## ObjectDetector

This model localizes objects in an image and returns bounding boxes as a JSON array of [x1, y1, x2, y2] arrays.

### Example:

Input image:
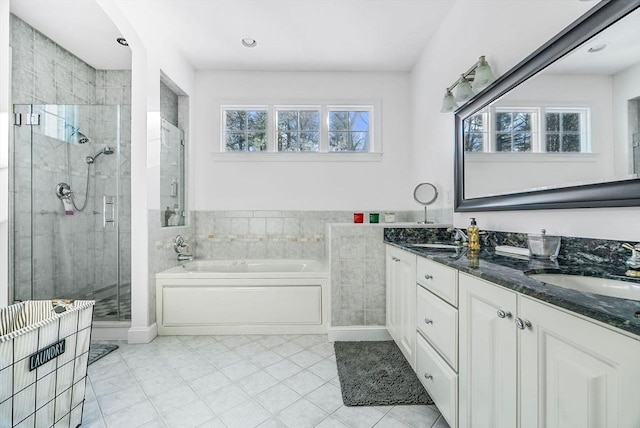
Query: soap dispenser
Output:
[[467, 218, 480, 251]]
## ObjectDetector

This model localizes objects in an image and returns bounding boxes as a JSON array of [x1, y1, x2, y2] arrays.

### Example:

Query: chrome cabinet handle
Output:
[[423, 373, 433, 380], [424, 274, 433, 280], [497, 309, 512, 319], [424, 318, 433, 325], [516, 317, 532, 330], [392, 257, 400, 262]]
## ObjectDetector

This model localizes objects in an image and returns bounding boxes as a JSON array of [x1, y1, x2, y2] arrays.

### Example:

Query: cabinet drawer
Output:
[[416, 257, 458, 306], [416, 334, 458, 428], [417, 285, 458, 370]]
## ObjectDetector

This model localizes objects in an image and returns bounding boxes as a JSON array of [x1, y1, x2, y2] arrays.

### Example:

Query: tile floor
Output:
[[82, 334, 450, 428]]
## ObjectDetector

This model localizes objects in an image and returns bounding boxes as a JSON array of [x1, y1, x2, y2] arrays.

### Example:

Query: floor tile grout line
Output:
[[85, 335, 445, 428]]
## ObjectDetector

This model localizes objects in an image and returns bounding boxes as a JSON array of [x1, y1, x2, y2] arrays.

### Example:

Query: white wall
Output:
[[465, 74, 614, 198], [613, 62, 640, 175], [411, 0, 640, 241], [193, 71, 414, 211], [97, 0, 196, 342]]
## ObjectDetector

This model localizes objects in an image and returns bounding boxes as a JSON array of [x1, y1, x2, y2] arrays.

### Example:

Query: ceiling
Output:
[[10, 0, 455, 72], [544, 7, 640, 75]]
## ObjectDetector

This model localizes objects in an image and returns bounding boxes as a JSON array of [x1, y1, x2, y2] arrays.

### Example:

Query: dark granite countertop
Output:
[[384, 238, 640, 338]]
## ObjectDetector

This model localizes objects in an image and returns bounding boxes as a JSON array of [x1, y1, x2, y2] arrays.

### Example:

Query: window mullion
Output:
[[320, 105, 328, 152]]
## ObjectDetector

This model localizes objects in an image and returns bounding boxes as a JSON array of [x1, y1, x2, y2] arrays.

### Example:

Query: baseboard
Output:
[[127, 322, 158, 344], [92, 321, 130, 341], [327, 326, 391, 342]]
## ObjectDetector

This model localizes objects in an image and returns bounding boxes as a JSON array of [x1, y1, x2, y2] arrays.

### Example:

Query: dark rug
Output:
[[334, 340, 433, 406], [88, 343, 119, 366]]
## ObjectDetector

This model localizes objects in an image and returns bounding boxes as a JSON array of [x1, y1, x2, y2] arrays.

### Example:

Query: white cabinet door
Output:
[[459, 273, 518, 428], [386, 245, 416, 369], [386, 246, 401, 342], [519, 296, 640, 428]]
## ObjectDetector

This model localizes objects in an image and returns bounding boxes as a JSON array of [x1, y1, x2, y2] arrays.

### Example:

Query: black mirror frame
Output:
[[454, 0, 640, 212]]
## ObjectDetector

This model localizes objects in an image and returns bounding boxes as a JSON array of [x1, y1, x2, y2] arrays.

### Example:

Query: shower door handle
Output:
[[103, 196, 116, 227]]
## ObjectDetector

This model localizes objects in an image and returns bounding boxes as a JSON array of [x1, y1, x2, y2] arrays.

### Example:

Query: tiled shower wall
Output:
[[10, 15, 131, 308]]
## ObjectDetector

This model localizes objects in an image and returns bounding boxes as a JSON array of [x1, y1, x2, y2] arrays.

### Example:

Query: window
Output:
[[220, 104, 376, 155], [223, 108, 268, 152], [464, 112, 488, 152], [276, 108, 319, 151], [495, 109, 536, 152], [328, 109, 371, 152], [464, 106, 589, 154], [545, 109, 588, 152]]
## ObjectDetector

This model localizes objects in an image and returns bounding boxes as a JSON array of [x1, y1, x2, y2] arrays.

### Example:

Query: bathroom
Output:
[[0, 0, 639, 427]]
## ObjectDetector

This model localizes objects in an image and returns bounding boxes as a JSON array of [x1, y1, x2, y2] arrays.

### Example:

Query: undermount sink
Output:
[[411, 243, 461, 250], [527, 273, 640, 301]]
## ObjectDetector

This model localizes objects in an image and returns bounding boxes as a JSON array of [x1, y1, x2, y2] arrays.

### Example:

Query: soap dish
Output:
[[527, 229, 561, 260]]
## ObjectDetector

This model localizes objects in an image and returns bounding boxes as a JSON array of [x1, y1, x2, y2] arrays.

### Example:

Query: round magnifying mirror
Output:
[[413, 182, 438, 224]]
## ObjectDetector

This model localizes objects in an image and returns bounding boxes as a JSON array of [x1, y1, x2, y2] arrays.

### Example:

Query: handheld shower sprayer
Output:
[[86, 146, 114, 164]]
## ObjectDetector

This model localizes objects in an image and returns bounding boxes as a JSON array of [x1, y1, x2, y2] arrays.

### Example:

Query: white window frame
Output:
[[542, 107, 591, 153], [326, 105, 375, 153], [464, 105, 591, 155], [217, 103, 380, 161], [463, 110, 491, 152], [493, 107, 540, 153], [274, 105, 322, 152], [220, 105, 270, 152]]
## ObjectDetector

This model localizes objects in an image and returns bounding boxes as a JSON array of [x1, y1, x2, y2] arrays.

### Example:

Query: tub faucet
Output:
[[447, 227, 468, 244], [177, 253, 194, 261], [174, 235, 193, 261]]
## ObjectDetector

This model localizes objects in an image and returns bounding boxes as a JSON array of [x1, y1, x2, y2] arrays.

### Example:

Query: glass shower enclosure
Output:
[[10, 104, 131, 321]]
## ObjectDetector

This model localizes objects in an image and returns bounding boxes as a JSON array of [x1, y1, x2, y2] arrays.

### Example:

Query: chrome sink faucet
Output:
[[447, 227, 468, 244], [623, 243, 640, 277], [174, 235, 193, 261]]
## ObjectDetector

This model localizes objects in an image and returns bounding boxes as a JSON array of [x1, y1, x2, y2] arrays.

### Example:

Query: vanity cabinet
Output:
[[385, 245, 416, 369], [459, 273, 517, 428], [415, 258, 459, 428], [518, 295, 640, 428], [459, 273, 640, 428]]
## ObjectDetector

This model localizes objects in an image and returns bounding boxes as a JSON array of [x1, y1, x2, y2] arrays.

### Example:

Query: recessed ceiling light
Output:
[[587, 43, 607, 53], [116, 37, 129, 47], [241, 38, 257, 48]]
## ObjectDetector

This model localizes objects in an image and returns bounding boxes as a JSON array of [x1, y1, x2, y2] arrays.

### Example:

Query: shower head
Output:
[[86, 146, 114, 164], [69, 128, 90, 144]]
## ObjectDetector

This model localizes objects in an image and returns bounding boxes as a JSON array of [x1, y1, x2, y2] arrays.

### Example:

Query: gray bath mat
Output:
[[334, 341, 433, 406], [88, 343, 119, 365]]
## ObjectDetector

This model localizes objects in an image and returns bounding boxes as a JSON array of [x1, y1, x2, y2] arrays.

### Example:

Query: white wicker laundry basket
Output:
[[0, 300, 95, 428]]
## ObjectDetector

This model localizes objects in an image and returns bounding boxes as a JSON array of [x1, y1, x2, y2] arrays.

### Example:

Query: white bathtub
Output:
[[155, 259, 328, 335]]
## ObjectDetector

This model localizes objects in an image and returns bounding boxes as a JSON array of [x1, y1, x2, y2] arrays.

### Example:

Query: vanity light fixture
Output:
[[116, 37, 129, 47], [241, 37, 257, 48], [454, 74, 475, 102], [440, 55, 496, 113], [440, 89, 458, 113]]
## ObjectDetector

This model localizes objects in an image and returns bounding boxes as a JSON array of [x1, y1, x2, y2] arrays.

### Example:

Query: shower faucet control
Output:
[[56, 182, 73, 200]]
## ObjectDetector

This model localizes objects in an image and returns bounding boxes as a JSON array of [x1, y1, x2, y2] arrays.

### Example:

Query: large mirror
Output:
[[455, 0, 640, 211]]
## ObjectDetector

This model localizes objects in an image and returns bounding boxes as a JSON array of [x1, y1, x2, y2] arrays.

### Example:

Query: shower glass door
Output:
[[10, 104, 131, 321]]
